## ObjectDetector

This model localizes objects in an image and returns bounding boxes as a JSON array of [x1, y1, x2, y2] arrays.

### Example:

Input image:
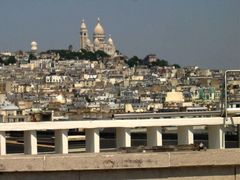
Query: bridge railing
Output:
[[0, 116, 240, 155], [113, 111, 221, 119]]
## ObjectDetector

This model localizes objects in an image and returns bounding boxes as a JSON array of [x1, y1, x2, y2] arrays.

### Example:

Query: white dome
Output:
[[31, 41, 37, 46], [94, 38, 100, 45], [31, 41, 38, 51], [107, 35, 114, 45], [94, 18, 104, 35], [81, 19, 87, 29]]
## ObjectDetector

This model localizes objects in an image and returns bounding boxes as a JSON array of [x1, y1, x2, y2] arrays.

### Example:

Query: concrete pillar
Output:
[[55, 129, 68, 154], [208, 125, 225, 149], [0, 131, 6, 155], [24, 130, 37, 155], [238, 125, 240, 148], [116, 128, 131, 148], [178, 126, 194, 145], [86, 128, 100, 153], [147, 127, 162, 147]]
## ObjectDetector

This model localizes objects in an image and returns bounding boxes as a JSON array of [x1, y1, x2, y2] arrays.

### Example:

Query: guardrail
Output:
[[0, 115, 240, 155], [113, 111, 222, 119]]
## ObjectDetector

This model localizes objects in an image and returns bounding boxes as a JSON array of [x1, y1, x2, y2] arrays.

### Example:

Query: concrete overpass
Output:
[[0, 116, 240, 154], [0, 115, 240, 179]]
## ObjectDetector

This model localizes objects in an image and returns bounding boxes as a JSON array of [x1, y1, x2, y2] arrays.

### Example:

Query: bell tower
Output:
[[80, 19, 88, 50]]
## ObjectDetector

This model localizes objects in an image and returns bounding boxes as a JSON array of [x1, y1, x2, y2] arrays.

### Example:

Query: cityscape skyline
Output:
[[0, 0, 239, 69]]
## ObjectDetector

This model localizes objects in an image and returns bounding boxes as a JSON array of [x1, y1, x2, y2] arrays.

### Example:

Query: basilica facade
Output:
[[80, 18, 116, 57]]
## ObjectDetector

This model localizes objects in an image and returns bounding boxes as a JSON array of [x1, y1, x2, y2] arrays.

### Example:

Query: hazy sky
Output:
[[0, 0, 239, 69]]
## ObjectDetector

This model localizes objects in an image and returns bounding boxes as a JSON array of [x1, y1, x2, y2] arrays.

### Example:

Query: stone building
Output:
[[80, 18, 116, 57]]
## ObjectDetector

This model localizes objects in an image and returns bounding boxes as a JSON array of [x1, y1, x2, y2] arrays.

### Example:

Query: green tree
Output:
[[46, 49, 110, 61], [94, 50, 109, 60], [151, 59, 169, 67], [0, 57, 4, 64], [28, 54, 37, 62], [126, 56, 142, 67], [4, 56, 16, 65], [172, 64, 181, 69]]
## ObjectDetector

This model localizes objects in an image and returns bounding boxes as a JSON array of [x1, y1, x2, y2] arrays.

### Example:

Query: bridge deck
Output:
[[0, 116, 240, 131]]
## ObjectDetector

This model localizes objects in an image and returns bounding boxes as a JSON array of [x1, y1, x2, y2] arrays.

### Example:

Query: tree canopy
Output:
[[3, 56, 17, 65], [0, 57, 3, 64], [45, 49, 110, 61], [28, 54, 37, 62], [126, 55, 181, 68], [150, 59, 169, 67], [172, 64, 181, 69], [126, 56, 142, 67]]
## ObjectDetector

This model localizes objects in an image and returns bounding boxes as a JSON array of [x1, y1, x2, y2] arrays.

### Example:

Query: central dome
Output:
[[94, 18, 105, 35]]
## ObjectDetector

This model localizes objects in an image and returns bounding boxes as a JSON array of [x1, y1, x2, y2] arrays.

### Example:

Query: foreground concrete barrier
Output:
[[0, 149, 240, 179]]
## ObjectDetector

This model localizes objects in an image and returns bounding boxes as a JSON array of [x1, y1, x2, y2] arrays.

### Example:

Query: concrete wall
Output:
[[1, 166, 239, 180], [1, 149, 240, 180]]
